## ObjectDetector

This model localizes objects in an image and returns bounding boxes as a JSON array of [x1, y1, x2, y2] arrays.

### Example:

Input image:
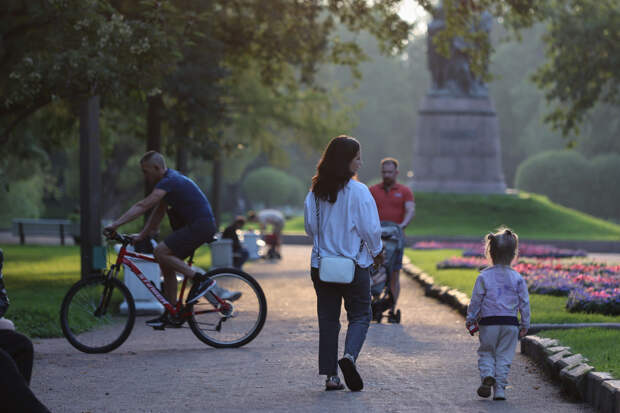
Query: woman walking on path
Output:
[[304, 135, 384, 392]]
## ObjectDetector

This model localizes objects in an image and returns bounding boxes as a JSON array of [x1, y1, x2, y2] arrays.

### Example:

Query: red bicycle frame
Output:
[[112, 243, 226, 318]]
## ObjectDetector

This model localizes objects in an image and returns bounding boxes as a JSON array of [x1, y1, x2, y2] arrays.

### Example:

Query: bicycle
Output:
[[60, 232, 267, 353]]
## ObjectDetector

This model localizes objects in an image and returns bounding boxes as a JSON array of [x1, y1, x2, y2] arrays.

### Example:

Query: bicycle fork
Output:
[[95, 267, 117, 317]]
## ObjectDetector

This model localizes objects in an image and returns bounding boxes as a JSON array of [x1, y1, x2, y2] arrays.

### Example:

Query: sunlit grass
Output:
[[1, 243, 211, 338], [538, 329, 620, 378], [285, 191, 620, 240]]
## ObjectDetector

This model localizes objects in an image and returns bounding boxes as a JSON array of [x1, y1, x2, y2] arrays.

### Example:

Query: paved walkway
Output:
[[31, 246, 591, 412]]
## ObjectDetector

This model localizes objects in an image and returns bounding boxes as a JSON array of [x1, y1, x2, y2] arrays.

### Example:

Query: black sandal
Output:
[[325, 376, 344, 391]]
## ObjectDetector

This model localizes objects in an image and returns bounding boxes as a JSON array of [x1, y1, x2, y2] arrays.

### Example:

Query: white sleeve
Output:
[[355, 188, 383, 256], [466, 275, 486, 323], [304, 192, 316, 239], [517, 276, 531, 329]]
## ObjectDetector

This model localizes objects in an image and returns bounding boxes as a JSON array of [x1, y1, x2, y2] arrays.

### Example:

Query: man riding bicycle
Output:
[[104, 151, 217, 329]]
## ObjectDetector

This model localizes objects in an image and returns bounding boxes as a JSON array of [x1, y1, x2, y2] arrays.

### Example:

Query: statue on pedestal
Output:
[[427, 5, 492, 98]]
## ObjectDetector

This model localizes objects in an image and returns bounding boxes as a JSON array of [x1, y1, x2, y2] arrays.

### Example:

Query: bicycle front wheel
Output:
[[188, 268, 267, 348], [60, 275, 136, 353]]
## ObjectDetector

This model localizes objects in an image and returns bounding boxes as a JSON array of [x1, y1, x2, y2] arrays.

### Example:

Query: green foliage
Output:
[[538, 328, 620, 378], [0, 174, 47, 227], [590, 154, 620, 219], [516, 151, 620, 220], [404, 248, 620, 324], [515, 151, 590, 213], [532, 0, 620, 135], [242, 167, 305, 209], [286, 190, 620, 240], [318, 31, 429, 183], [1, 0, 178, 141]]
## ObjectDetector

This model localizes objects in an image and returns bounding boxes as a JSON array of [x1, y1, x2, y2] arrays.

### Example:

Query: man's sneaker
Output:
[[218, 286, 242, 301], [493, 385, 506, 400], [325, 375, 345, 391], [477, 376, 496, 398], [187, 275, 216, 304], [338, 354, 363, 391], [145, 312, 184, 330]]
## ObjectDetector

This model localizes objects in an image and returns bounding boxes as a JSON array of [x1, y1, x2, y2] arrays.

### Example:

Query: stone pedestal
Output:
[[413, 95, 506, 193]]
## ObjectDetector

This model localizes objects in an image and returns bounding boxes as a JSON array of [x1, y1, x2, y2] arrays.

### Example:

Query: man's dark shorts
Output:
[[164, 217, 216, 259]]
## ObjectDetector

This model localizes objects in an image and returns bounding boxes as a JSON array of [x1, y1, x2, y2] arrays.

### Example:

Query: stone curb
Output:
[[401, 259, 620, 413]]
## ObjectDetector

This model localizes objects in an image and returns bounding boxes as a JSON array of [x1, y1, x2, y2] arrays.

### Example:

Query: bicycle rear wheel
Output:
[[60, 275, 135, 353], [188, 268, 267, 348]]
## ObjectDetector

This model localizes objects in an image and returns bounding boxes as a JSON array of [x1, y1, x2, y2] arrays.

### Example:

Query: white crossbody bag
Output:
[[314, 196, 363, 284]]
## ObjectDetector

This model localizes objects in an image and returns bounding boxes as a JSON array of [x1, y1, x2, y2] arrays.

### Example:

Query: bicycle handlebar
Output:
[[103, 230, 133, 245]]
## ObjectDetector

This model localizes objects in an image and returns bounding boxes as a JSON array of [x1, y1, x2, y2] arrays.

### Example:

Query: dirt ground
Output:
[[30, 245, 592, 412]]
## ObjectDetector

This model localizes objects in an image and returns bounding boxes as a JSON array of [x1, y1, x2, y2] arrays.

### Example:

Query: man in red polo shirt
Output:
[[369, 158, 415, 322]]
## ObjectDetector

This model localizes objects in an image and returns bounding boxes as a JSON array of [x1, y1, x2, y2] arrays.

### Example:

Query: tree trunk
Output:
[[212, 158, 222, 227], [145, 94, 162, 194], [144, 94, 163, 225], [79, 96, 103, 279], [175, 123, 189, 175]]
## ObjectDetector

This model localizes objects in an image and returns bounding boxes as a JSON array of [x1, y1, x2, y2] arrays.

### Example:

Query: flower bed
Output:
[[412, 241, 586, 258], [434, 255, 620, 315], [566, 288, 620, 315]]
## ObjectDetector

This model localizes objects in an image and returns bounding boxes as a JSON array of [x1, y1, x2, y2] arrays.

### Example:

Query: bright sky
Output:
[[398, 1, 430, 35], [398, 1, 427, 22]]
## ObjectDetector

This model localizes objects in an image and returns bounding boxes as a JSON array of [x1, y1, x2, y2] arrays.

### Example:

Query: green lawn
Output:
[[538, 329, 620, 378], [285, 191, 620, 240], [405, 248, 620, 377], [405, 249, 620, 324], [1, 243, 211, 338]]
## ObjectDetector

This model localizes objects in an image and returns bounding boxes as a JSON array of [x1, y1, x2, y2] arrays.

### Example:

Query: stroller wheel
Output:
[[387, 309, 401, 324]]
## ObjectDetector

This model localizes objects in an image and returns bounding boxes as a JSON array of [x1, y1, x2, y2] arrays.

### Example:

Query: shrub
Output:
[[242, 167, 306, 208], [515, 150, 590, 214], [589, 154, 620, 219]]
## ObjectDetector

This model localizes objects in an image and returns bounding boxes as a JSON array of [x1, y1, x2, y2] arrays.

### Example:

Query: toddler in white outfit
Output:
[[466, 228, 531, 400]]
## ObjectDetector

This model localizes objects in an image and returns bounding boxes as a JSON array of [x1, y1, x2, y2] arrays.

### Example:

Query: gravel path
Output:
[[30, 245, 592, 412]]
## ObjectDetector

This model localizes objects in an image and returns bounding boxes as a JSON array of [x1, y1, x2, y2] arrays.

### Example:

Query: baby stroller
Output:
[[262, 233, 281, 260], [370, 222, 404, 323]]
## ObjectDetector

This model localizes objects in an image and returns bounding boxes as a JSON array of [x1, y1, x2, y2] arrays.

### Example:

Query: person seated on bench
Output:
[[222, 216, 250, 270], [0, 248, 51, 413]]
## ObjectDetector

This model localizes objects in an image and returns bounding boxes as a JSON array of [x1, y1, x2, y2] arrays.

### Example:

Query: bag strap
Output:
[[314, 194, 363, 263]]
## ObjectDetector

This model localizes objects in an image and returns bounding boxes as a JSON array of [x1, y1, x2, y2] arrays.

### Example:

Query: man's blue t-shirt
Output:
[[155, 169, 214, 225]]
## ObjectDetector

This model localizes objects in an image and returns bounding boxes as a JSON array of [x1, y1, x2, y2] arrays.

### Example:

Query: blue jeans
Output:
[[311, 265, 371, 375]]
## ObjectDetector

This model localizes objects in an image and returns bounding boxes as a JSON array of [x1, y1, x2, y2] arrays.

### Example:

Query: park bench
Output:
[[12, 218, 78, 245]]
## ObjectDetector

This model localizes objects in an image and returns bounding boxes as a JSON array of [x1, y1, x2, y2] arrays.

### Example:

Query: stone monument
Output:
[[412, 6, 506, 193]]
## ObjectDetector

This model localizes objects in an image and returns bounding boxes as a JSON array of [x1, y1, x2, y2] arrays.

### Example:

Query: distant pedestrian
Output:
[[304, 135, 384, 391], [465, 228, 531, 401], [247, 209, 285, 259], [369, 157, 415, 322]]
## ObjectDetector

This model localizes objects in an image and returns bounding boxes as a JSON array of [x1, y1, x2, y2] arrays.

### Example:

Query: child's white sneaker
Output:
[[493, 385, 506, 400], [477, 376, 495, 398]]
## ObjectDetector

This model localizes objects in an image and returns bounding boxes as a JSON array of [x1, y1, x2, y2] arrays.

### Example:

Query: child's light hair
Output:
[[484, 227, 519, 266]]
